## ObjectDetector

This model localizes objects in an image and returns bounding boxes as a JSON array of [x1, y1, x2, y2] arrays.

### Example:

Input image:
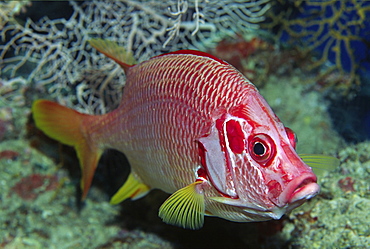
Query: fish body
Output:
[[32, 39, 331, 229]]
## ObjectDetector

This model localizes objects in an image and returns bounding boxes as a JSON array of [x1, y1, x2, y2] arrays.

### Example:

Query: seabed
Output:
[[1, 65, 369, 248], [1, 1, 369, 248]]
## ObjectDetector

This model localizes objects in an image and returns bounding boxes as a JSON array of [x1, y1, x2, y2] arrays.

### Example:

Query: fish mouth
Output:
[[278, 173, 320, 207]]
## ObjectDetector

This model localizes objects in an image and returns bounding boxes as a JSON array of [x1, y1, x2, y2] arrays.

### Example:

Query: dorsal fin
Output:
[[88, 38, 136, 71], [158, 50, 229, 66]]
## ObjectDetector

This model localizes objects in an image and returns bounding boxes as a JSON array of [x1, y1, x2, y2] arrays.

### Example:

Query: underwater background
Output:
[[0, 0, 369, 248]]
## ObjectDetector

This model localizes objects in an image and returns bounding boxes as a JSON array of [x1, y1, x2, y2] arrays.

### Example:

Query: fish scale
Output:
[[32, 39, 337, 229], [110, 55, 251, 190]]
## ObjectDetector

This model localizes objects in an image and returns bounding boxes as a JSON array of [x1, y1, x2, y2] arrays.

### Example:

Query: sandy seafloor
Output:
[[1, 61, 370, 248], [1, 2, 370, 248]]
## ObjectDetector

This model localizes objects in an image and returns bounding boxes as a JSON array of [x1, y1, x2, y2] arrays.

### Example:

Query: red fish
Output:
[[32, 39, 337, 229]]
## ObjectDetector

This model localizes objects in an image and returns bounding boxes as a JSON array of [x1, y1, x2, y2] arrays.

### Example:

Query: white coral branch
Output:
[[164, 0, 189, 47], [191, 0, 205, 36], [1, 0, 271, 114]]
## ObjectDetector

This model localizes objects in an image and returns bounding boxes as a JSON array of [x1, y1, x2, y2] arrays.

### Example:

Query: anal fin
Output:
[[110, 173, 150, 205], [158, 181, 205, 230]]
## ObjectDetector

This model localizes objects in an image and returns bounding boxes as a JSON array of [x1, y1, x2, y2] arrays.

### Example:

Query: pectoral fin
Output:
[[299, 154, 340, 177], [110, 173, 150, 204], [158, 181, 205, 230]]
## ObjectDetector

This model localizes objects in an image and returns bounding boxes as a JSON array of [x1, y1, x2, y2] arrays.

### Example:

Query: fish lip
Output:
[[277, 173, 319, 207]]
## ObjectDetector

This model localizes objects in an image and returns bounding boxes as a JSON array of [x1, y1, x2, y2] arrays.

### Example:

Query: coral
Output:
[[1, 0, 270, 114], [0, 150, 19, 160], [11, 174, 59, 200], [0, 139, 173, 248], [164, 0, 271, 48], [0, 0, 31, 29], [338, 177, 356, 193], [276, 141, 370, 248], [211, 34, 318, 88], [0, 107, 15, 141], [0, 77, 27, 107], [263, 0, 370, 93], [96, 230, 173, 249], [211, 36, 271, 80], [5, 1, 368, 248], [0, 77, 30, 140]]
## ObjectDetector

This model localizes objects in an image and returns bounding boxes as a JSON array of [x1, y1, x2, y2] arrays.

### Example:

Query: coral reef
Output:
[[0, 0, 369, 248], [1, 62, 366, 247], [0, 140, 173, 248], [0, 0, 31, 28], [263, 0, 370, 94], [11, 173, 59, 201], [1, 0, 270, 114], [211, 36, 272, 81], [211, 35, 319, 89], [278, 141, 370, 248]]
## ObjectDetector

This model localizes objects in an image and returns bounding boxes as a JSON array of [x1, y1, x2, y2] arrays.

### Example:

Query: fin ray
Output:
[[32, 99, 102, 199], [88, 38, 136, 71], [299, 154, 340, 176], [158, 181, 205, 230]]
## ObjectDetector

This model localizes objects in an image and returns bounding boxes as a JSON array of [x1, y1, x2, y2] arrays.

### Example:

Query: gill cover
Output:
[[198, 113, 250, 198]]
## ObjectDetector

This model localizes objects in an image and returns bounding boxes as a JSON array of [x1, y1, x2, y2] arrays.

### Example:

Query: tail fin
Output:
[[32, 100, 103, 199]]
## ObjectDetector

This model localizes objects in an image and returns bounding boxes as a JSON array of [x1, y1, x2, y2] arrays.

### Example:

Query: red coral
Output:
[[0, 150, 19, 160], [338, 177, 356, 193], [216, 36, 267, 59], [213, 35, 271, 79], [11, 174, 59, 200]]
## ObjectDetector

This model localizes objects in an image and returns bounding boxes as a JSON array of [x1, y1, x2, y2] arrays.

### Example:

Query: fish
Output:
[[32, 39, 339, 230]]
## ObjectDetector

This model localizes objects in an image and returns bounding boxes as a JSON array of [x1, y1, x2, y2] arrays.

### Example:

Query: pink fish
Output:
[[32, 39, 337, 229]]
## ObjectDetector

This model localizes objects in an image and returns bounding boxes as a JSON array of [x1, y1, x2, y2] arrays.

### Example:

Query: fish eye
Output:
[[253, 142, 266, 155], [249, 134, 276, 167]]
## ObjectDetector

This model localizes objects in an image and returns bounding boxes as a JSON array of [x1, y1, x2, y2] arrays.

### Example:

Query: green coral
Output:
[[278, 141, 370, 248]]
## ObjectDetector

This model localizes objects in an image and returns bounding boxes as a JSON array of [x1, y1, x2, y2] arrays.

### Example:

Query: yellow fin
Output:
[[110, 173, 150, 205], [32, 99, 103, 200], [88, 38, 136, 71], [299, 154, 340, 177], [158, 181, 205, 230], [32, 99, 85, 146]]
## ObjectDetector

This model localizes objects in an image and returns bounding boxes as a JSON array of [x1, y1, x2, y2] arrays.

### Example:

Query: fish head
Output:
[[198, 95, 319, 221]]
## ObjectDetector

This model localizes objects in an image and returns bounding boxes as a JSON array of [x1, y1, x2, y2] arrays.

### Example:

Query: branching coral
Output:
[[165, 0, 271, 48], [0, 0, 31, 29], [0, 0, 270, 114], [263, 0, 370, 93]]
